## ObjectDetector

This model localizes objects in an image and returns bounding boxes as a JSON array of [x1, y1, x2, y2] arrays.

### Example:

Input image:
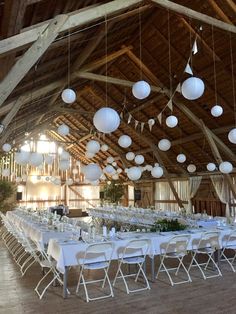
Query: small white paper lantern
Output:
[[181, 77, 205, 100], [107, 156, 114, 164], [151, 166, 164, 178], [211, 105, 223, 117], [228, 128, 236, 144], [66, 178, 73, 185], [58, 124, 69, 136], [132, 80, 151, 100], [29, 152, 43, 167], [127, 166, 142, 181], [112, 161, 117, 167], [219, 161, 233, 174], [93, 107, 120, 133], [124, 168, 129, 173], [117, 168, 122, 174], [118, 135, 132, 148], [177, 153, 186, 163], [126, 152, 135, 161], [112, 173, 119, 180], [83, 163, 102, 181], [166, 115, 178, 128], [85, 151, 95, 159], [60, 151, 70, 160], [59, 160, 70, 170], [158, 139, 171, 151], [101, 144, 109, 152], [146, 165, 153, 171], [86, 140, 100, 154], [2, 143, 11, 152], [61, 88, 76, 104], [2, 168, 10, 176], [187, 164, 196, 173], [135, 154, 144, 165], [44, 155, 54, 165], [207, 163, 216, 171], [72, 168, 78, 175], [104, 165, 115, 174]]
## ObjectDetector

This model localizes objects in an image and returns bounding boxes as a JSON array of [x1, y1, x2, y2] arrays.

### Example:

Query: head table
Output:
[[5, 208, 235, 298]]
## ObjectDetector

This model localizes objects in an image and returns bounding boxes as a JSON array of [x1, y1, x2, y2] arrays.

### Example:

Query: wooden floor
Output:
[[1, 240, 236, 314]]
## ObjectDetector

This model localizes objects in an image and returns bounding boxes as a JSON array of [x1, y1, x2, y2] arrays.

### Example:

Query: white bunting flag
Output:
[[184, 62, 193, 75], [157, 112, 162, 124], [141, 122, 145, 132], [176, 83, 181, 93], [128, 114, 132, 124], [192, 39, 198, 55], [120, 111, 123, 119], [134, 120, 139, 129], [167, 99, 173, 111]]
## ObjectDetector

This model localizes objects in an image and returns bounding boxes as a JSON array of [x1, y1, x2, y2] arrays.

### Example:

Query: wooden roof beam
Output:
[[151, 0, 236, 33]]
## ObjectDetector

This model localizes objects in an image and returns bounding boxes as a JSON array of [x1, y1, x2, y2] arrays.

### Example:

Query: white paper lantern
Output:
[[146, 165, 153, 171], [228, 128, 236, 144], [15, 151, 30, 165], [112, 173, 119, 180], [117, 168, 122, 174], [61, 88, 76, 104], [112, 161, 117, 167], [187, 164, 196, 173], [151, 166, 164, 178], [135, 154, 144, 165], [2, 143, 11, 152], [148, 119, 155, 130], [29, 153, 43, 167], [207, 163, 216, 172], [93, 107, 120, 133], [158, 139, 171, 151], [45, 176, 50, 182], [177, 154, 186, 163], [59, 160, 70, 170], [44, 155, 54, 165], [2, 168, 10, 176], [166, 115, 178, 128], [126, 152, 135, 161], [104, 165, 115, 174], [107, 156, 114, 164], [83, 163, 102, 181], [211, 105, 223, 117], [101, 144, 109, 152], [118, 135, 132, 148], [86, 140, 100, 154], [72, 168, 78, 175], [181, 77, 205, 100], [124, 168, 129, 173], [132, 80, 151, 100], [66, 178, 73, 185], [60, 151, 70, 160], [58, 124, 69, 136], [127, 166, 142, 181], [219, 161, 233, 174], [85, 151, 95, 159]]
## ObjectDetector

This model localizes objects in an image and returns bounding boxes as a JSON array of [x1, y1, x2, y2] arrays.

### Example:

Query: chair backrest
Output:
[[225, 230, 236, 246], [122, 239, 150, 260], [77, 242, 113, 266], [162, 234, 190, 255], [198, 231, 220, 250]]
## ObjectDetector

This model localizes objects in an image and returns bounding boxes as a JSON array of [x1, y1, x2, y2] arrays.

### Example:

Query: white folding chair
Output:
[[188, 231, 222, 279], [156, 234, 192, 286], [113, 239, 151, 294], [221, 230, 236, 272], [76, 242, 114, 302]]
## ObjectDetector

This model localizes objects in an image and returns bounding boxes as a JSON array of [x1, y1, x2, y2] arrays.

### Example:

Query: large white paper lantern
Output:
[[2, 168, 10, 176], [93, 107, 120, 133], [15, 151, 30, 165], [104, 165, 115, 174], [44, 155, 54, 165], [101, 144, 109, 152], [151, 165, 164, 178], [61, 88, 76, 104], [219, 161, 233, 174], [2, 143, 11, 152], [181, 77, 205, 100], [85, 151, 95, 159], [59, 160, 70, 170], [60, 151, 70, 160], [177, 153, 186, 163], [29, 153, 43, 167], [118, 135, 132, 148], [127, 166, 142, 181], [58, 124, 69, 136], [166, 115, 178, 128], [126, 152, 135, 161], [132, 80, 151, 100], [135, 154, 144, 165], [207, 163, 216, 171], [158, 139, 171, 151], [211, 105, 223, 117], [86, 140, 100, 154], [83, 163, 102, 181], [187, 164, 196, 173], [228, 128, 236, 144], [107, 156, 114, 164]]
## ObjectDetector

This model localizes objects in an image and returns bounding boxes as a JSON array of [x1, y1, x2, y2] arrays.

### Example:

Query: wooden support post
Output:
[[0, 14, 68, 107]]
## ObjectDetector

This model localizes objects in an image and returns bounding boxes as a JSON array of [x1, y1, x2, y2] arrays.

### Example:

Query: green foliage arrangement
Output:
[[103, 180, 124, 204], [150, 218, 187, 232], [0, 180, 16, 213]]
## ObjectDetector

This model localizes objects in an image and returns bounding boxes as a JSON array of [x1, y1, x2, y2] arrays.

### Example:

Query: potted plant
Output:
[[103, 180, 124, 205], [0, 180, 16, 213]]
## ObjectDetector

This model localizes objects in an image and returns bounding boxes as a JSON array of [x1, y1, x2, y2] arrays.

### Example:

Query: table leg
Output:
[[63, 266, 68, 299], [149, 256, 155, 282]]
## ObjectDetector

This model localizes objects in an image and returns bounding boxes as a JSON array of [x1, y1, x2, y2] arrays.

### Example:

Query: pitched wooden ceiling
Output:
[[0, 0, 236, 179]]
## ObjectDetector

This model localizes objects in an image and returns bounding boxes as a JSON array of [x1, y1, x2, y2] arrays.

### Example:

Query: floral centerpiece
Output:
[[150, 218, 188, 232]]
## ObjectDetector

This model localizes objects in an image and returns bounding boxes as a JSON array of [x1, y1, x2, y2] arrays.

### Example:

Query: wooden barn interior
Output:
[[1, 1, 236, 313]]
